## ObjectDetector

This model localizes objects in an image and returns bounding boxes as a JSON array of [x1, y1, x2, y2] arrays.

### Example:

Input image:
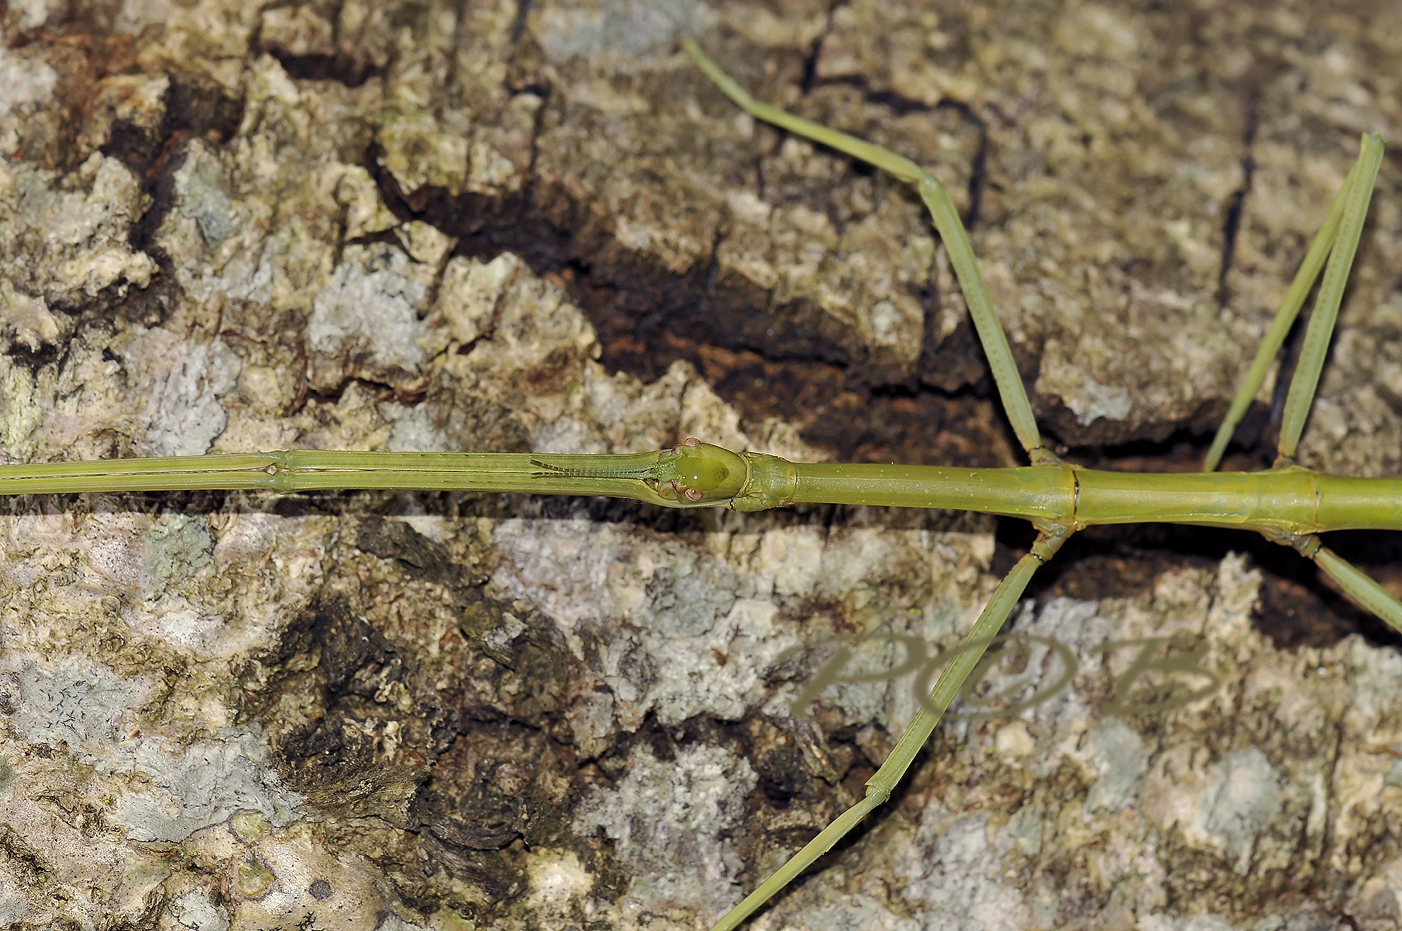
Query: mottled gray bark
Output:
[[1, 1, 1402, 930]]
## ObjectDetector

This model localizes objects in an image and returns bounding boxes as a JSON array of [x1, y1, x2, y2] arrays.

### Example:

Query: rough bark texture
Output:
[[2, 1, 1402, 930]]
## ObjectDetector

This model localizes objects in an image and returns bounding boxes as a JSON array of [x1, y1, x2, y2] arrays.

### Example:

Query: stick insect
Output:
[[0, 37, 1397, 931]]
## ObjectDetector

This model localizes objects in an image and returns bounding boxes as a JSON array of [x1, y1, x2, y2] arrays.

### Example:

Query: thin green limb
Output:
[[0, 446, 747, 505], [1313, 547, 1402, 635], [1261, 527, 1402, 635], [682, 40, 1049, 463], [866, 524, 1070, 790], [706, 524, 1071, 931], [1202, 155, 1359, 471], [1277, 133, 1385, 463]]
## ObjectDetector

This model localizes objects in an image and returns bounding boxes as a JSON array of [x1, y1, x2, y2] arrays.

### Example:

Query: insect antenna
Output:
[[529, 458, 658, 480]]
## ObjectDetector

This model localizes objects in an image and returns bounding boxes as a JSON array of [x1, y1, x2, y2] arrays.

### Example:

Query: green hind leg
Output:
[[1231, 135, 1402, 637], [1204, 134, 1384, 471]]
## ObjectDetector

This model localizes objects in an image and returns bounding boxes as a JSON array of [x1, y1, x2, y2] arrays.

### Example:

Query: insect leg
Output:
[[1313, 546, 1402, 634], [1202, 155, 1357, 471], [1260, 528, 1402, 634], [1275, 133, 1385, 465], [705, 523, 1072, 931], [683, 40, 1052, 465]]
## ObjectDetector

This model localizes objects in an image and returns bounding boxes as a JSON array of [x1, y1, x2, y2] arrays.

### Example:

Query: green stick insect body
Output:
[[10, 445, 1402, 534], [0, 42, 1396, 931]]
